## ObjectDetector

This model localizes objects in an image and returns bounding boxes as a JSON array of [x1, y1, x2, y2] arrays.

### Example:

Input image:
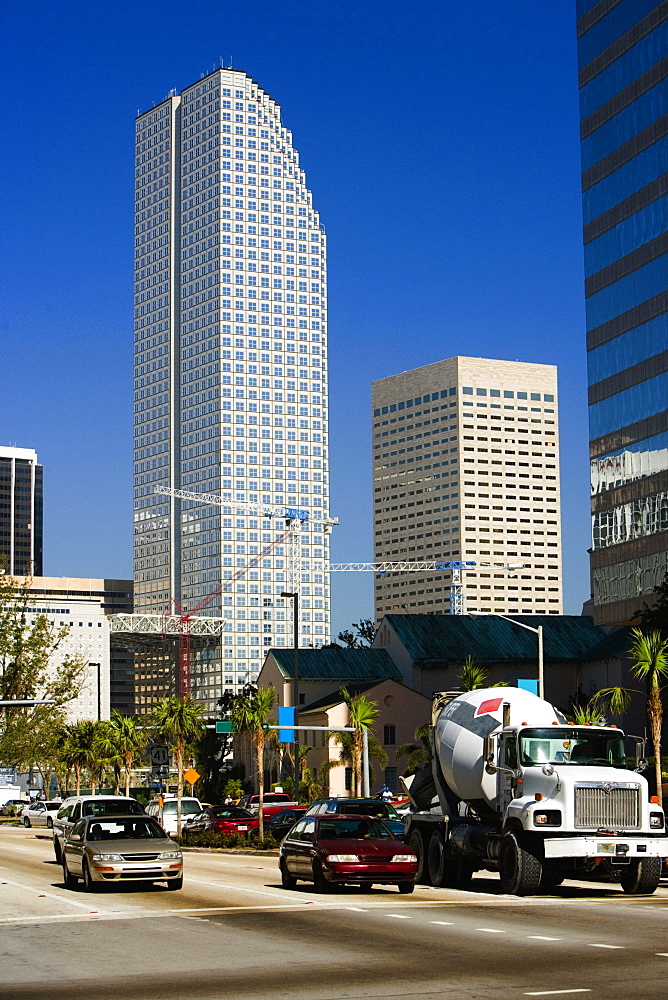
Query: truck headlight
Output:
[[533, 810, 561, 827], [650, 813, 664, 829]]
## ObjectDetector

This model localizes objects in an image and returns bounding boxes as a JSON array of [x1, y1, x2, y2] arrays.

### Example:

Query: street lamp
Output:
[[469, 611, 544, 699], [280, 591, 300, 802]]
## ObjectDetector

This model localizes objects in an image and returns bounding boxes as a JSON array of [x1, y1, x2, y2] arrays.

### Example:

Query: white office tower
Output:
[[134, 70, 330, 709], [372, 357, 563, 618]]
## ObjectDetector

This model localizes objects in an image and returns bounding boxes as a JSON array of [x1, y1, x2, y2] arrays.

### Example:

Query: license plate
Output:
[[238, 825, 248, 831]]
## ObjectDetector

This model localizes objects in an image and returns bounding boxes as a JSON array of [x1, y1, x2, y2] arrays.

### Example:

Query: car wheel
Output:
[[82, 859, 99, 893], [46, 817, 53, 829], [53, 838, 62, 864], [166, 875, 183, 890], [312, 860, 330, 893], [62, 859, 77, 889], [280, 859, 297, 890], [398, 881, 415, 894], [23, 816, 31, 828]]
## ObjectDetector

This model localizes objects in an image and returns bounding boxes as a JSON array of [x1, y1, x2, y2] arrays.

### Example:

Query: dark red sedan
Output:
[[182, 806, 259, 839], [279, 813, 417, 893]]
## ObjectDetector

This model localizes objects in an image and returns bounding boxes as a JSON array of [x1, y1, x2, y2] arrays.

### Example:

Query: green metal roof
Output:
[[300, 680, 386, 715], [381, 614, 607, 666], [267, 646, 401, 682], [581, 625, 633, 662]]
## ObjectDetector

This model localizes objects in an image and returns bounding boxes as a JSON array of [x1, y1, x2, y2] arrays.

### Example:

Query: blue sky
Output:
[[0, 1, 590, 634]]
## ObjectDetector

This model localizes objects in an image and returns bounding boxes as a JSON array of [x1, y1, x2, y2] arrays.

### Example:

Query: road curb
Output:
[[181, 846, 279, 856]]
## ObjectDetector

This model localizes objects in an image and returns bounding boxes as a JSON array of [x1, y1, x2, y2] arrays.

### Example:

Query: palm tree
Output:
[[63, 720, 98, 795], [332, 688, 382, 796], [231, 686, 275, 839], [591, 628, 668, 804], [629, 629, 668, 805], [396, 723, 432, 776], [95, 712, 147, 796], [152, 696, 204, 836], [458, 656, 488, 692]]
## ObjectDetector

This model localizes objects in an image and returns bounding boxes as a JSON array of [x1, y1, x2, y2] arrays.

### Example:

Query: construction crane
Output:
[[155, 486, 523, 615]]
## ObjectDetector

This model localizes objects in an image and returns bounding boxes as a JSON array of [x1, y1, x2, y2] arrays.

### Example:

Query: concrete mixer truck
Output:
[[402, 686, 667, 896]]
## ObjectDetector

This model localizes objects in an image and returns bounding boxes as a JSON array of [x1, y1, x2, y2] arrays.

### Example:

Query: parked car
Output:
[[267, 807, 308, 842], [1, 798, 29, 817], [279, 813, 417, 893], [239, 792, 298, 818], [303, 798, 406, 837], [52, 795, 145, 862], [145, 796, 201, 835], [183, 805, 259, 839], [61, 813, 183, 892], [22, 801, 60, 828]]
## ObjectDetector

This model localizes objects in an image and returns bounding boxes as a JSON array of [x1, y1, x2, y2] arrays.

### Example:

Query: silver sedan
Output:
[[22, 801, 60, 828], [62, 814, 183, 892]]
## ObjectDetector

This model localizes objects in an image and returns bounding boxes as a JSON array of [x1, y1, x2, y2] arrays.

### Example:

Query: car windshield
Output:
[[212, 806, 252, 818], [86, 818, 167, 841], [338, 802, 400, 820], [83, 800, 144, 817], [519, 729, 627, 767], [318, 818, 394, 840], [163, 800, 200, 816]]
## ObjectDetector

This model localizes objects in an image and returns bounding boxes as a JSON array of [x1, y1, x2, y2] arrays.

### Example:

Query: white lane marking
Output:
[[587, 943, 624, 949], [656, 953, 668, 957], [0, 876, 108, 913], [386, 913, 411, 919], [476, 927, 505, 933], [184, 876, 293, 901], [528, 935, 562, 941], [347, 907, 367, 912], [525, 992, 591, 997], [431, 920, 454, 926]]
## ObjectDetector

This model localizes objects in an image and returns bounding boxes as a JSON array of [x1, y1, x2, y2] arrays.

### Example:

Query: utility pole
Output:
[[281, 591, 300, 801]]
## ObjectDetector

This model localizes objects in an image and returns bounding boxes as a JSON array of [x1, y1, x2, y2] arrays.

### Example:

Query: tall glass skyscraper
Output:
[[577, 2, 668, 626], [134, 69, 330, 708]]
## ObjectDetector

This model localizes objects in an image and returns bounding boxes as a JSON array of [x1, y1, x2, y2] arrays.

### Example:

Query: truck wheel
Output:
[[620, 857, 661, 895], [499, 832, 542, 896], [409, 830, 430, 885], [428, 831, 473, 889]]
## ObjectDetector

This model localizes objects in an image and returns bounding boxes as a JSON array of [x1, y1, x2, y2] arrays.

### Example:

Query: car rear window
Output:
[[340, 802, 400, 820], [82, 800, 144, 817], [162, 800, 200, 816]]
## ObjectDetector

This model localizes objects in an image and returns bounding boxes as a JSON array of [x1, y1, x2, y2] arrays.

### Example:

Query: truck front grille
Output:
[[575, 785, 640, 830]]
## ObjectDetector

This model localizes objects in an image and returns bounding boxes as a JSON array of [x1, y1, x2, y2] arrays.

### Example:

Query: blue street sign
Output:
[[518, 679, 538, 695], [278, 706, 295, 743]]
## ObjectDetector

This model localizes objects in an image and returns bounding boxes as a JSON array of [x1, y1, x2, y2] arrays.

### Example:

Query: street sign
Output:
[[150, 745, 169, 767], [215, 721, 233, 734], [184, 767, 200, 785], [278, 706, 295, 743]]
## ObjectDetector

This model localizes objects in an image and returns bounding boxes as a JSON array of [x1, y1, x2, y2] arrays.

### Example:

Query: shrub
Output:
[[177, 829, 278, 849]]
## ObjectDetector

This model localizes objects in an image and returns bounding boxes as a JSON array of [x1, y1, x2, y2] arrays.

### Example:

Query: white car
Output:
[[22, 801, 60, 828]]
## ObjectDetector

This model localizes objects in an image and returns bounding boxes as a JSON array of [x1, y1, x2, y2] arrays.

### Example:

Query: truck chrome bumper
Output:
[[543, 836, 668, 859]]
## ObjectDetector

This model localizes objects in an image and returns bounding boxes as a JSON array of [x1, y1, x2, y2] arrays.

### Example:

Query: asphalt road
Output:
[[1, 825, 667, 1000]]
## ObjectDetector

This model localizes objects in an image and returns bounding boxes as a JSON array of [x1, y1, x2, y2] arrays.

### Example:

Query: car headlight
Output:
[[391, 854, 415, 863], [326, 854, 359, 862], [92, 854, 123, 862], [160, 851, 182, 859], [650, 813, 664, 829]]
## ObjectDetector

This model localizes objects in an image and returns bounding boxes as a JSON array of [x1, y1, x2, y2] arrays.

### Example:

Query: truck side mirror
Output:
[[636, 757, 648, 773], [483, 736, 496, 774]]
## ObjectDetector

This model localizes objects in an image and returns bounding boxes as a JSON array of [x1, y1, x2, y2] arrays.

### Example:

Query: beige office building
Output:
[[372, 356, 563, 618]]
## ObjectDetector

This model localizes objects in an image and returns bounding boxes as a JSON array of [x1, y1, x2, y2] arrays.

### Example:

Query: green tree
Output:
[[332, 688, 383, 796], [396, 723, 432, 776], [231, 686, 275, 838], [152, 696, 204, 835], [64, 720, 99, 795], [336, 619, 377, 648], [458, 655, 487, 691], [95, 711, 148, 796]]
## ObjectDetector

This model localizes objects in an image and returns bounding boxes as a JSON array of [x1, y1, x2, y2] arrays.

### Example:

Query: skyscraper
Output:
[[134, 69, 330, 709], [372, 357, 562, 618], [577, 2, 668, 626], [0, 446, 43, 577]]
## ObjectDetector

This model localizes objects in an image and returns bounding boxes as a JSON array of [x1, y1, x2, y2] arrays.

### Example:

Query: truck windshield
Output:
[[519, 729, 626, 767]]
